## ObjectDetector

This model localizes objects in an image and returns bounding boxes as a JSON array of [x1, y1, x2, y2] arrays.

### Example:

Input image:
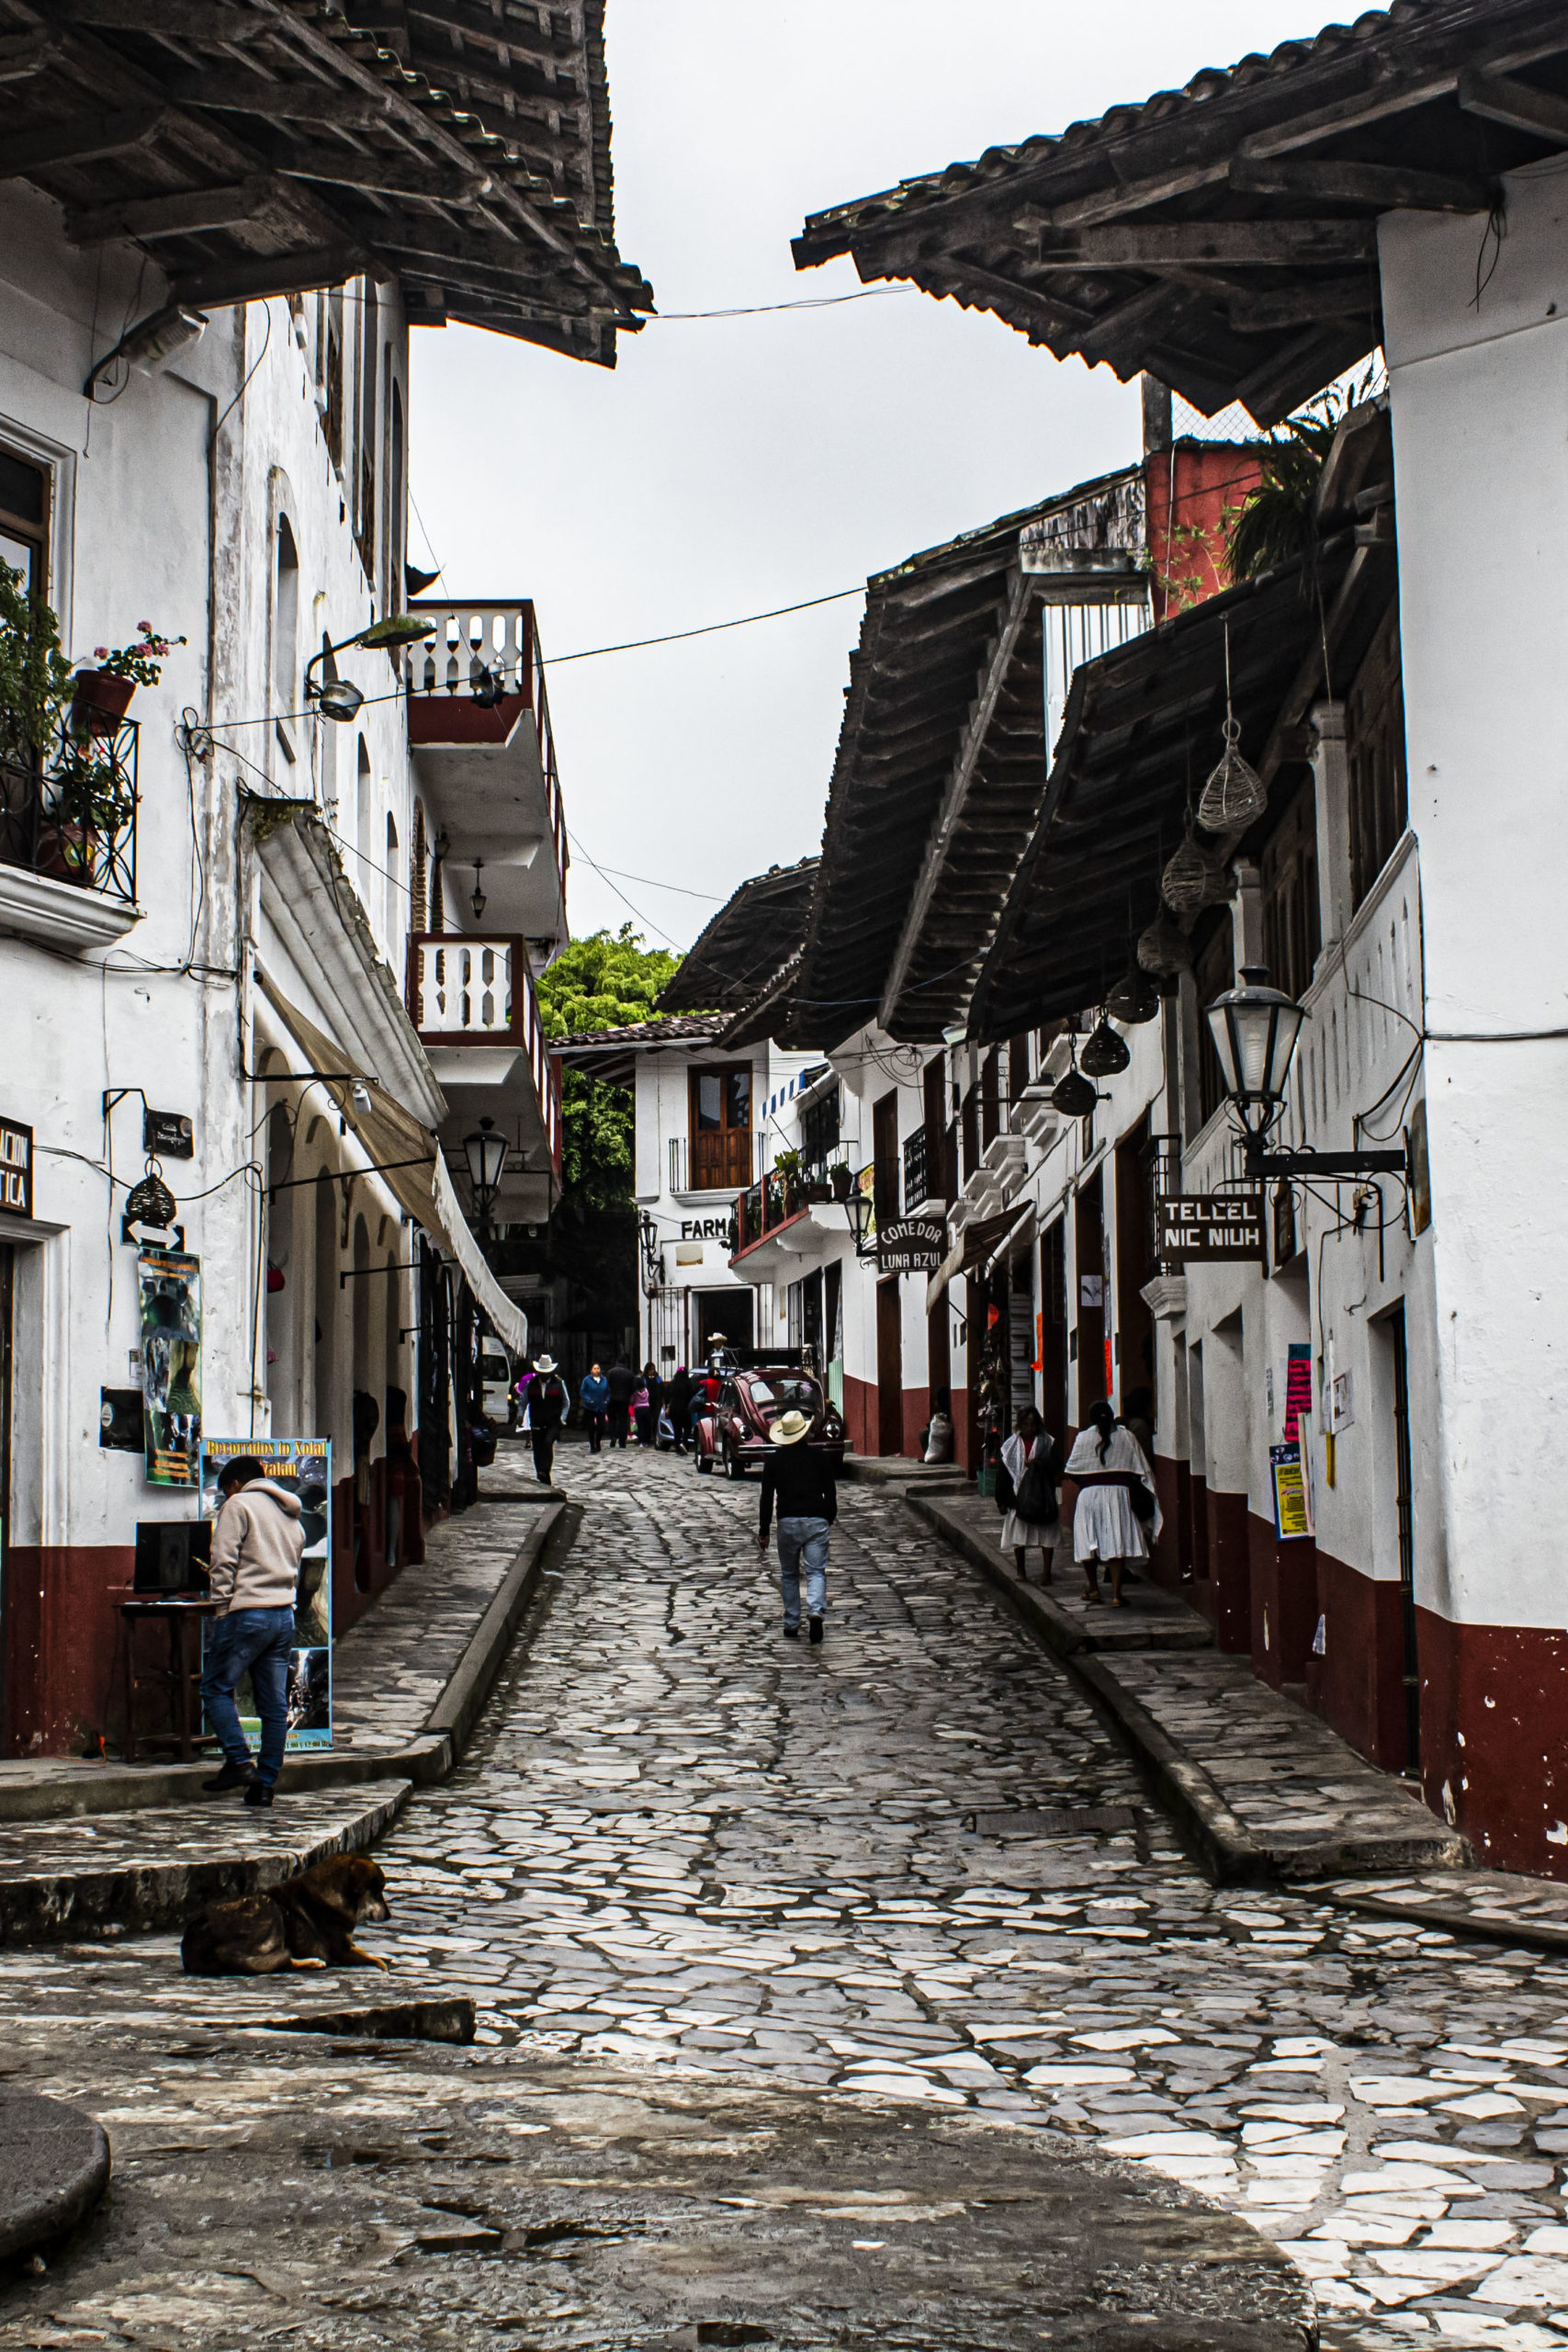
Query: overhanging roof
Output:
[[2, 0, 651, 365], [777, 474, 1143, 1054], [795, 0, 1568, 423], [968, 517, 1395, 1039], [659, 859, 818, 1016], [556, 1014, 727, 1085]]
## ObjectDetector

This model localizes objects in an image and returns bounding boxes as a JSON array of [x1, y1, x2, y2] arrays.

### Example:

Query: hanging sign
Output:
[[1269, 1441, 1313, 1541], [0, 1118, 31, 1218], [877, 1217, 944, 1274], [1156, 1193, 1266, 1261], [138, 1249, 202, 1486], [1283, 1342, 1313, 1442], [200, 1439, 333, 1751]]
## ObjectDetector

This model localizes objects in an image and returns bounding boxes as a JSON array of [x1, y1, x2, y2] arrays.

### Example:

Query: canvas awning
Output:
[[256, 970, 527, 1357], [926, 1201, 1034, 1311]]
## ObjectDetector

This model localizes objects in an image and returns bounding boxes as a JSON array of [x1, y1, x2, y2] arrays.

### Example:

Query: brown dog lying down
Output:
[[182, 1854, 391, 1976]]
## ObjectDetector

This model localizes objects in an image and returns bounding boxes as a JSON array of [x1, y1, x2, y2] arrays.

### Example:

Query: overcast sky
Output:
[[411, 2, 1318, 953]]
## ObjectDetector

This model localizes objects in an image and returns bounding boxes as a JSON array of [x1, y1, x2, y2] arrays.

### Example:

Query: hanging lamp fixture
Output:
[[470, 858, 487, 922], [1106, 963, 1160, 1023], [1079, 1014, 1131, 1077], [1051, 1035, 1099, 1116], [1197, 618, 1268, 835], [1136, 909, 1192, 977]]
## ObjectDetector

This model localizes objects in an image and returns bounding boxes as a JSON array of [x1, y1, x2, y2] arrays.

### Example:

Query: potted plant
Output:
[[0, 560, 73, 773], [72, 620, 186, 735], [829, 1160, 853, 1204], [44, 741, 135, 883], [773, 1146, 805, 1216]]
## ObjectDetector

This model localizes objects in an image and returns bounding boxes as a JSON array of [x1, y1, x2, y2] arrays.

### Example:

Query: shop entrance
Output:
[[876, 1276, 903, 1454], [694, 1288, 752, 1363], [1381, 1303, 1420, 1773], [0, 1244, 10, 1753], [1074, 1171, 1106, 1417], [1040, 1217, 1067, 1443]]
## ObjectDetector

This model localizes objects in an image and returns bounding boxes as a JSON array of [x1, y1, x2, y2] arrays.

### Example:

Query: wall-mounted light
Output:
[[470, 859, 487, 922], [304, 612, 435, 723], [1206, 964, 1405, 1181]]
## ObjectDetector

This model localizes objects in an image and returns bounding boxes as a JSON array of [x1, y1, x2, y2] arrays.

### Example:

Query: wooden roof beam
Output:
[[878, 567, 1038, 1032], [1229, 153, 1495, 213], [1042, 220, 1378, 270], [1458, 64, 1568, 147], [0, 105, 169, 180], [64, 175, 276, 243], [1228, 276, 1380, 334], [162, 68, 397, 127], [0, 31, 62, 85], [171, 239, 367, 307]]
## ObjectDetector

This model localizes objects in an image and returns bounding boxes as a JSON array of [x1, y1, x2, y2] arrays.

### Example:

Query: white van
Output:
[[480, 1344, 514, 1425]]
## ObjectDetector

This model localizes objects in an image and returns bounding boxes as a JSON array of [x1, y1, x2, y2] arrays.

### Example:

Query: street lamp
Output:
[[304, 612, 436, 723], [845, 1185, 874, 1257], [463, 1116, 507, 1237], [1205, 964, 1406, 1179], [1203, 966, 1308, 1148]]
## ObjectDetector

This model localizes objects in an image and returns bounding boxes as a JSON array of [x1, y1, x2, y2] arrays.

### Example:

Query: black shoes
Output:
[[808, 1616, 824, 1645], [243, 1781, 275, 1808], [783, 1623, 800, 1639], [201, 1760, 254, 1793]]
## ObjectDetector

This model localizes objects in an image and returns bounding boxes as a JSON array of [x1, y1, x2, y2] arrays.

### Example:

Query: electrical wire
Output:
[[646, 289, 912, 321], [547, 584, 865, 666], [211, 300, 273, 447]]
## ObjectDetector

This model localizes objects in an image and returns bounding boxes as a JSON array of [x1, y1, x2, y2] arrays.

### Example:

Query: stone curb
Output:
[[232, 1995, 478, 2043], [0, 1500, 568, 1826], [0, 2087, 112, 2263], [1317, 1889, 1568, 1959], [907, 1488, 1466, 1890], [0, 1782, 412, 1946]]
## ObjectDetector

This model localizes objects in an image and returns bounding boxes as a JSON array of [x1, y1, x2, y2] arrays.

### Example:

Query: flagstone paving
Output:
[[0, 1445, 1562, 2348]]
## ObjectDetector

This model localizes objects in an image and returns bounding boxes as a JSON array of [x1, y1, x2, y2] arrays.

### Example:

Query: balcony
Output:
[[669, 1130, 764, 1199], [731, 1159, 855, 1273], [0, 715, 141, 953], [404, 601, 568, 958], [407, 932, 561, 1188]]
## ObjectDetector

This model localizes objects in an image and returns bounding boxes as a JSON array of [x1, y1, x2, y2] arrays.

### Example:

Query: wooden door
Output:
[[689, 1065, 753, 1192], [1114, 1114, 1155, 1420], [1040, 1217, 1066, 1445], [1075, 1172, 1106, 1416], [876, 1277, 903, 1455]]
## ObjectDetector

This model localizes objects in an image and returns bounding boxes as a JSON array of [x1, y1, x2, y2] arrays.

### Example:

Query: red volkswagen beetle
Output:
[[694, 1365, 845, 1478]]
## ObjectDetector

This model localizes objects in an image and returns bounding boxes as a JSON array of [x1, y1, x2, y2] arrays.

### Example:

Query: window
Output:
[[356, 283, 378, 582], [1348, 605, 1407, 912], [1193, 913, 1234, 1134], [387, 375, 405, 613], [322, 292, 344, 471], [981, 1049, 1000, 1147], [1261, 774, 1320, 1004], [800, 1082, 840, 1165], [872, 1089, 899, 1226], [385, 809, 399, 945], [689, 1065, 752, 1190], [355, 735, 372, 878], [1008, 1032, 1031, 1103], [411, 800, 427, 932], [273, 515, 299, 765], [0, 445, 48, 593], [921, 1056, 952, 1206]]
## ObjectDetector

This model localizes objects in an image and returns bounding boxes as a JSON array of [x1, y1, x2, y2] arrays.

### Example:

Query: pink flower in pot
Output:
[[72, 620, 186, 735]]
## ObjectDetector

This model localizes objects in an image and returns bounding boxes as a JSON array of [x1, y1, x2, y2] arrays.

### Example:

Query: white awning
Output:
[[255, 969, 528, 1357]]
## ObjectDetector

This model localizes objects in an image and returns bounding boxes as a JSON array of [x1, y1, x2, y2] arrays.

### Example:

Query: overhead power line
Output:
[[548, 583, 864, 666]]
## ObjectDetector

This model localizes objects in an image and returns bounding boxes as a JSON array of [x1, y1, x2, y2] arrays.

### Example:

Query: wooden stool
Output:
[[118, 1599, 218, 1764]]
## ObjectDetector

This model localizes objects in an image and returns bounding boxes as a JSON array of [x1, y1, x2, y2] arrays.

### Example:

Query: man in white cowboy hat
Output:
[[757, 1408, 838, 1644], [526, 1354, 569, 1487]]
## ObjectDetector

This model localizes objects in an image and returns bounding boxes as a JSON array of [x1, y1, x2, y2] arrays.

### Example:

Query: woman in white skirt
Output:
[[998, 1406, 1060, 1583], [1064, 1398, 1162, 1608]]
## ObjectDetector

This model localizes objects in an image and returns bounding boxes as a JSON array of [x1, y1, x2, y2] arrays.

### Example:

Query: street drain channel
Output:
[[968, 1805, 1136, 1837]]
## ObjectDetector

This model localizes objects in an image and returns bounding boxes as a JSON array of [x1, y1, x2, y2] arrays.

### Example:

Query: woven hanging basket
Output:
[[1136, 911, 1191, 976], [1079, 1016, 1131, 1077], [1197, 720, 1268, 835], [1106, 963, 1160, 1024], [1161, 831, 1230, 919]]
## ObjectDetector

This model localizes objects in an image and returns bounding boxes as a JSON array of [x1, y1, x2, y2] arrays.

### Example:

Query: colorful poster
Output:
[[1270, 1442, 1313, 1541], [139, 1250, 202, 1486], [198, 1439, 333, 1751], [1283, 1342, 1313, 1442]]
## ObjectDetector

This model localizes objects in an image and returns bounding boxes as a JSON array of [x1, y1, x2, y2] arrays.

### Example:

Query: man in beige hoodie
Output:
[[199, 1456, 305, 1806]]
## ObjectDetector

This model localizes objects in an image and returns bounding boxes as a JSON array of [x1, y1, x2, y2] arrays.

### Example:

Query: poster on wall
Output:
[[1269, 1442, 1314, 1541], [1283, 1343, 1313, 1442], [139, 1250, 202, 1486], [198, 1438, 333, 1751]]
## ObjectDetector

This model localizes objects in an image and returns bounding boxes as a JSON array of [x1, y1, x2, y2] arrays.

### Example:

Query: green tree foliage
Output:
[[532, 926, 683, 1329]]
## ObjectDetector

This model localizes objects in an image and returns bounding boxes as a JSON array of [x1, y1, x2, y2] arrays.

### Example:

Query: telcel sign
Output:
[[0, 1117, 31, 1219], [1156, 1193, 1265, 1261]]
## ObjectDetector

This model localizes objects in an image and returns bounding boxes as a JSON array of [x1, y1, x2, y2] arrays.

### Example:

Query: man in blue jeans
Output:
[[757, 1408, 838, 1645], [200, 1455, 304, 1806]]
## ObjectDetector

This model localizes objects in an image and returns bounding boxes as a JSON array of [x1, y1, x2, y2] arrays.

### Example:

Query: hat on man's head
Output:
[[769, 1409, 812, 1447], [534, 1354, 558, 1374]]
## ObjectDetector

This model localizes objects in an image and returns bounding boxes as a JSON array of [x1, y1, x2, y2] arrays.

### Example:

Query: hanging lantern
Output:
[[1105, 964, 1160, 1024], [1197, 717, 1268, 835], [1052, 1065, 1098, 1116], [124, 1170, 177, 1230], [1136, 911, 1191, 977], [1161, 829, 1231, 919], [1079, 1016, 1131, 1077]]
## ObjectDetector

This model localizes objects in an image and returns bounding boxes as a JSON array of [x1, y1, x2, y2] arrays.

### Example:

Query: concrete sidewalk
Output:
[[908, 1484, 1471, 1886], [0, 1448, 571, 1940]]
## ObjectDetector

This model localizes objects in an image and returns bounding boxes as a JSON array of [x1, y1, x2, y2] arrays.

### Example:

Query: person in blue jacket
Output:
[[580, 1362, 610, 1455]]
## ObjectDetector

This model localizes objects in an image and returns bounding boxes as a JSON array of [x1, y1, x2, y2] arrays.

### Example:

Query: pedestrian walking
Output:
[[667, 1363, 693, 1454], [527, 1354, 570, 1487], [580, 1362, 609, 1454], [998, 1404, 1060, 1583], [757, 1408, 837, 1645], [634, 1361, 662, 1447], [604, 1357, 635, 1449], [1064, 1399, 1161, 1608], [200, 1455, 305, 1807]]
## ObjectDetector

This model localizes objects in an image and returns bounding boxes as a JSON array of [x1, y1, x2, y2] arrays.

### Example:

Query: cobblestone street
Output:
[[0, 1446, 1565, 2348]]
